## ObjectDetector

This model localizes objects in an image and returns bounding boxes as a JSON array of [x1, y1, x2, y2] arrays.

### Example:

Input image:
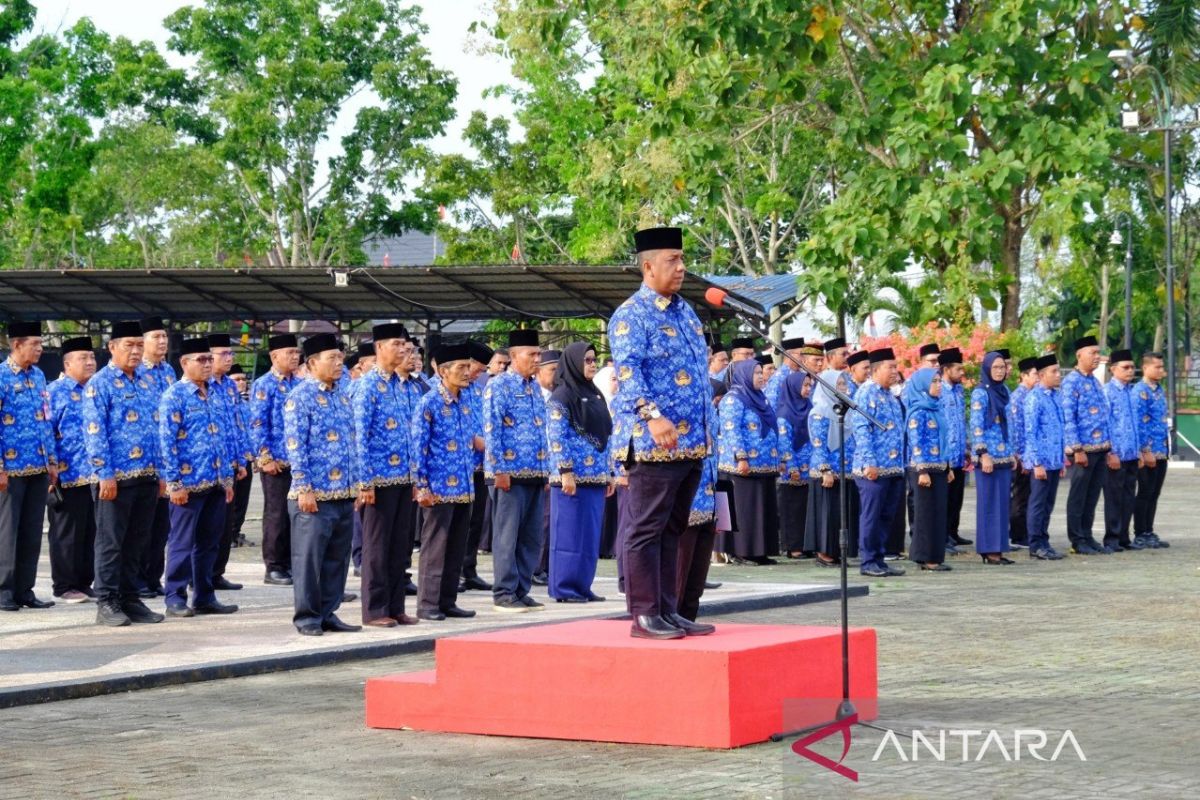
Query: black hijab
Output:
[[550, 342, 611, 451], [729, 359, 776, 438], [778, 369, 812, 450]]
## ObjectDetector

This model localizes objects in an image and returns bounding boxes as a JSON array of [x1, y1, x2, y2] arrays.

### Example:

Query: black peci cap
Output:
[[180, 337, 210, 356], [6, 321, 40, 339], [508, 329, 539, 348], [61, 336, 92, 355], [823, 337, 847, 352], [302, 333, 341, 359], [731, 337, 756, 350], [868, 347, 896, 364], [1017, 357, 1039, 372], [938, 347, 963, 366], [1109, 349, 1134, 364], [139, 316, 166, 334], [268, 334, 298, 351], [633, 226, 683, 253], [1074, 335, 1099, 352], [1035, 354, 1059, 371], [918, 342, 941, 358], [229, 364, 245, 376], [208, 333, 232, 348], [434, 342, 471, 365], [847, 349, 870, 367], [357, 341, 375, 358], [111, 321, 144, 340], [756, 354, 774, 366], [372, 322, 408, 342], [995, 348, 1011, 359], [781, 337, 806, 350], [468, 340, 494, 364]]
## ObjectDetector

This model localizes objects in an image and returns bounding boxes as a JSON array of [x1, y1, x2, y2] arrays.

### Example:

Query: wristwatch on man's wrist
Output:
[[638, 403, 663, 421]]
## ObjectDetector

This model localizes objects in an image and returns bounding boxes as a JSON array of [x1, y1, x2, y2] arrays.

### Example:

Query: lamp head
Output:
[[1109, 229, 1123, 246], [1108, 49, 1134, 70]]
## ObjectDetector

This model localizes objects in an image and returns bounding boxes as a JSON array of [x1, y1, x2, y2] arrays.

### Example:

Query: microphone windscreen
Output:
[[704, 287, 728, 307]]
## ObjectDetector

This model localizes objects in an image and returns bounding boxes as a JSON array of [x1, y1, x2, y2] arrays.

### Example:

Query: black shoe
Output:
[[815, 557, 840, 568], [321, 614, 362, 632], [442, 605, 476, 618], [212, 576, 243, 591], [586, 592, 607, 602], [264, 570, 292, 586], [631, 614, 685, 640], [297, 624, 323, 636], [1031, 547, 1065, 561], [951, 535, 973, 545], [460, 575, 492, 592], [0, 598, 19, 612], [1127, 537, 1149, 550], [97, 600, 131, 626], [137, 587, 159, 599], [342, 592, 358, 603], [555, 596, 588, 604], [19, 595, 54, 609], [352, 566, 360, 577], [531, 572, 549, 586], [884, 564, 907, 576], [418, 609, 446, 621], [662, 612, 715, 636], [519, 595, 545, 610], [1071, 543, 1099, 555], [121, 599, 165, 624], [165, 603, 194, 618], [860, 565, 890, 577], [919, 563, 951, 572], [405, 581, 418, 595], [194, 600, 239, 615], [1147, 532, 1170, 548], [703, 580, 722, 589]]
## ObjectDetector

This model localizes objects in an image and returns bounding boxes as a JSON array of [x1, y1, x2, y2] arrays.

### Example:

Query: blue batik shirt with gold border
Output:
[[83, 363, 162, 482], [209, 373, 253, 468], [689, 455, 717, 527], [48, 375, 92, 487], [609, 283, 711, 463], [547, 397, 611, 486], [250, 369, 299, 468], [1135, 379, 1169, 459], [1060, 370, 1111, 454], [906, 407, 948, 474], [284, 377, 359, 501], [461, 380, 486, 472], [969, 387, 1015, 466], [717, 394, 781, 475], [353, 366, 423, 488], [1023, 385, 1066, 471], [777, 415, 813, 486], [851, 380, 904, 477], [412, 382, 476, 504], [940, 380, 967, 468], [139, 359, 176, 398], [159, 379, 235, 493], [483, 370, 548, 482], [0, 359, 56, 477], [1104, 378, 1141, 462], [1007, 384, 1031, 462]]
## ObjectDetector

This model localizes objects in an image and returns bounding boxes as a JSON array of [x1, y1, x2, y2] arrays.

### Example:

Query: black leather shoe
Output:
[[321, 614, 362, 632], [121, 599, 164, 623], [631, 614, 685, 639], [19, 595, 54, 609], [405, 581, 418, 595], [703, 580, 722, 589], [0, 597, 21, 612], [555, 597, 588, 603], [663, 612, 715, 636], [951, 535, 973, 545], [586, 592, 607, 602], [194, 601, 239, 615], [860, 565, 890, 577], [137, 587, 159, 599], [264, 570, 292, 585], [460, 575, 492, 591], [531, 571, 548, 586], [341, 592, 358, 603], [297, 624, 323, 636], [442, 605, 476, 618], [212, 576, 243, 591], [418, 609, 446, 621]]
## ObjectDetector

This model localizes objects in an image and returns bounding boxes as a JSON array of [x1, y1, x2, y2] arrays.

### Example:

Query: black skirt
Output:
[[720, 473, 780, 558], [807, 477, 860, 559], [908, 470, 948, 564], [777, 483, 809, 553]]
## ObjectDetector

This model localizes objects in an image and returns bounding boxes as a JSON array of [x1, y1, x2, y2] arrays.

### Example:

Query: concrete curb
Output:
[[0, 584, 867, 710]]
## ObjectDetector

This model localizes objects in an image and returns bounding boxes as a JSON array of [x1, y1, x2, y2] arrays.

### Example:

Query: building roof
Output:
[[361, 232, 446, 267], [707, 273, 799, 316]]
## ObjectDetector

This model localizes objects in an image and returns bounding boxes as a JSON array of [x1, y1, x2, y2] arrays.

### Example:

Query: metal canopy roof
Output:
[[0, 265, 773, 324], [707, 273, 800, 315]]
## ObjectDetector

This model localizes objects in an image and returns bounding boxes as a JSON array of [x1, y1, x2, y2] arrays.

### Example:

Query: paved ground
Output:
[[2, 472, 1198, 799]]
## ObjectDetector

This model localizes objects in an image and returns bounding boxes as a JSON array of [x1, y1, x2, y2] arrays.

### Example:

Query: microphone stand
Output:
[[720, 313, 893, 740]]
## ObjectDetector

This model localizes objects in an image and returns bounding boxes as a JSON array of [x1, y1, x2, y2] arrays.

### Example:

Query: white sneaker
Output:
[[55, 590, 90, 604]]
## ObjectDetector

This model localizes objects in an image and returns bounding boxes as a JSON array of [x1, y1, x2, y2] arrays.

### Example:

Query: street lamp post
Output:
[[1109, 213, 1134, 350], [1109, 48, 1178, 457]]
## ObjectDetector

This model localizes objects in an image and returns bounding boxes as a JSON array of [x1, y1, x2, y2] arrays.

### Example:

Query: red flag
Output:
[[383, 252, 391, 266], [511, 243, 522, 262]]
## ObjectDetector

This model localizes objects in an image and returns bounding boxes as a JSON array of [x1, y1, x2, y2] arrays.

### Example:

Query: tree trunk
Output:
[[999, 213, 1023, 331]]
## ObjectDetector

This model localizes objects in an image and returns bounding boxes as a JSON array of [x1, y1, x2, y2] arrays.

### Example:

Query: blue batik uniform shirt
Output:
[[547, 397, 611, 486], [209, 373, 253, 469], [1136, 380, 1169, 459], [940, 380, 967, 468], [460, 380, 486, 473], [353, 366, 422, 488], [906, 406, 948, 473], [0, 358, 56, 477], [609, 283, 711, 463], [1104, 378, 1141, 462], [1023, 386, 1066, 471], [1060, 369, 1111, 454], [48, 375, 92, 487], [413, 382, 476, 503], [969, 387, 1014, 466], [83, 363, 162, 482], [763, 362, 794, 407], [139, 359, 176, 398], [284, 377, 359, 501], [689, 455, 717, 527], [251, 369, 299, 469], [483, 370, 548, 482], [159, 378, 235, 493], [716, 394, 781, 475], [850, 380, 904, 477], [1007, 384, 1031, 464]]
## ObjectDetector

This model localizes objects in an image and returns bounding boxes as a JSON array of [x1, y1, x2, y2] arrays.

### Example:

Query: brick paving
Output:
[[1, 472, 1198, 799]]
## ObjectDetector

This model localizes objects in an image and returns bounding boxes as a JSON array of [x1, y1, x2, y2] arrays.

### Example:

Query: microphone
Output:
[[704, 286, 766, 320]]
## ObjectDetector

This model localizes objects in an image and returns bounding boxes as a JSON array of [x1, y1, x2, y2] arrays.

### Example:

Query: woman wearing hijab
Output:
[[717, 359, 783, 565], [546, 342, 612, 601], [971, 351, 1015, 564], [807, 369, 860, 566], [905, 367, 954, 571], [777, 371, 815, 559]]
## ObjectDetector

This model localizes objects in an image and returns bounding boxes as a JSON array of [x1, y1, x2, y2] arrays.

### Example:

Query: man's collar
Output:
[[437, 382, 458, 403], [5, 356, 23, 374], [638, 282, 675, 312]]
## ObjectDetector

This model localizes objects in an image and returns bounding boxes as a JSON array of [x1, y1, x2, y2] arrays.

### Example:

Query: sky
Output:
[[29, 0, 520, 156]]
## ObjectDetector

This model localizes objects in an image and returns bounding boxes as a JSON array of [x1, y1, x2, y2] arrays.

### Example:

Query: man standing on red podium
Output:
[[609, 226, 715, 640]]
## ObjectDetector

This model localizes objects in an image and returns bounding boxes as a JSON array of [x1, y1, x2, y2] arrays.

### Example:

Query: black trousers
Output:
[[908, 470, 948, 564], [0, 472, 51, 603], [93, 479, 158, 603], [1102, 459, 1139, 548], [137, 497, 169, 591], [1009, 467, 1031, 545], [622, 459, 702, 618], [460, 471, 488, 579], [417, 502, 471, 615], [1134, 460, 1168, 536], [537, 484, 551, 575], [48, 484, 96, 596], [214, 470, 252, 578], [361, 483, 416, 622], [675, 521, 715, 621], [479, 488, 494, 552], [260, 468, 292, 573], [1066, 451, 1106, 547], [945, 466, 966, 541], [886, 483, 907, 556]]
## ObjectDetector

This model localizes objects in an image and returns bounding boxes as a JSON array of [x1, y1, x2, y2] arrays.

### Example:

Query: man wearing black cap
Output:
[[357, 341, 376, 377], [352, 323, 422, 626], [1023, 355, 1067, 560], [412, 342, 478, 621], [1102, 349, 1141, 551], [251, 333, 301, 584], [846, 349, 871, 391], [47, 337, 98, 604], [458, 340, 494, 592], [729, 337, 757, 364], [938, 347, 972, 550], [286, 332, 360, 635], [851, 348, 907, 577], [1007, 357, 1041, 548], [609, 226, 713, 639], [159, 338, 238, 617], [765, 337, 814, 406], [83, 322, 167, 625], [483, 329, 549, 612], [707, 341, 729, 382], [135, 316, 176, 598], [207, 333, 252, 591], [1133, 353, 1170, 549], [824, 337, 849, 372], [1060, 336, 1115, 555], [0, 322, 59, 612]]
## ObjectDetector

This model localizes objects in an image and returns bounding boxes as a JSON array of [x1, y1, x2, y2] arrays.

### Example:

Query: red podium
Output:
[[366, 620, 877, 748]]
